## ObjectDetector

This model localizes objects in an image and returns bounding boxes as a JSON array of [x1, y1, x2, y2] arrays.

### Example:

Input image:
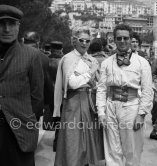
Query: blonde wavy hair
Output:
[[71, 27, 91, 48]]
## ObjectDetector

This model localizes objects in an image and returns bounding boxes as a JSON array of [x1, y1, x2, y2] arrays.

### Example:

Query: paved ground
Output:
[[35, 114, 157, 166], [140, 113, 157, 166]]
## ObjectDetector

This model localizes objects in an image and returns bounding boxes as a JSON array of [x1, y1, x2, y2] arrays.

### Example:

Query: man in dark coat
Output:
[[42, 41, 63, 130], [43, 41, 63, 152], [0, 5, 44, 166], [23, 31, 54, 122]]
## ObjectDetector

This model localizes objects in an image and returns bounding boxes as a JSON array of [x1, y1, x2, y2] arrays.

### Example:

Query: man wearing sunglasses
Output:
[[96, 23, 153, 166]]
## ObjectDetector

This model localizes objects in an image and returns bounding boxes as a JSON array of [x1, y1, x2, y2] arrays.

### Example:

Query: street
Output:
[[140, 113, 157, 166], [35, 113, 157, 166]]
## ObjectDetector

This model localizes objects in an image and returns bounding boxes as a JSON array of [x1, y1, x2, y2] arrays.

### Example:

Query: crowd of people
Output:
[[0, 4, 156, 166]]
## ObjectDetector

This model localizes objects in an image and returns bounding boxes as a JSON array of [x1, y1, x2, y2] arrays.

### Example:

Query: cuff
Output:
[[97, 106, 106, 116], [138, 110, 147, 116]]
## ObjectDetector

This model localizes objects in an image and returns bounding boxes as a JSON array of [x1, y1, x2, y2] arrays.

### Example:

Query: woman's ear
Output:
[[71, 37, 77, 47]]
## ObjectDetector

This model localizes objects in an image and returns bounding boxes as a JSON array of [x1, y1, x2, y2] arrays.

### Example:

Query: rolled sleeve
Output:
[[96, 61, 108, 116], [138, 60, 154, 115], [69, 72, 91, 89]]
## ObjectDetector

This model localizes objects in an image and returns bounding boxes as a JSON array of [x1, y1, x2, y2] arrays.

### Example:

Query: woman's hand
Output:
[[98, 115, 107, 128]]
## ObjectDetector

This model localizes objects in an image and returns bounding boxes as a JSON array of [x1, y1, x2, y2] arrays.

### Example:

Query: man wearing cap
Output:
[[44, 41, 64, 150], [44, 43, 51, 56], [0, 4, 44, 166]]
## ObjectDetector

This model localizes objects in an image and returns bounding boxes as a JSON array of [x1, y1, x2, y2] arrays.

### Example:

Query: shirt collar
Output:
[[117, 48, 131, 58], [132, 50, 138, 54], [73, 49, 88, 58]]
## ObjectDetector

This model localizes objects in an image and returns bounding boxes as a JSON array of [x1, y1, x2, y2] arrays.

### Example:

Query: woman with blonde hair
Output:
[[53, 27, 104, 166]]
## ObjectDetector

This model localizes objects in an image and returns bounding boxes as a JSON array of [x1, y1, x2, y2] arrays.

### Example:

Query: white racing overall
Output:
[[96, 53, 153, 166]]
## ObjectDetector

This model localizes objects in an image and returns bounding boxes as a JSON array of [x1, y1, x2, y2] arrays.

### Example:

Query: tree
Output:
[[0, 0, 72, 53]]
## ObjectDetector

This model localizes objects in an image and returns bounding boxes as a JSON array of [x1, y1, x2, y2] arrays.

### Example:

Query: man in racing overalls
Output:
[[96, 23, 153, 166]]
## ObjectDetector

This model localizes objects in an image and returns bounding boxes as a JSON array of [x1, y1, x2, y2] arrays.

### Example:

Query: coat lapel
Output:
[[0, 41, 20, 80]]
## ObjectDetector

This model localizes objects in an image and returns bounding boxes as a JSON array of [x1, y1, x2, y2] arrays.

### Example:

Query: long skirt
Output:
[[54, 90, 104, 166], [0, 113, 35, 166]]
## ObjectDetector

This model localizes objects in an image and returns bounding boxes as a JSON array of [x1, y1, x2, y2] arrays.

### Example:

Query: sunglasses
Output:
[[78, 38, 90, 44], [116, 37, 130, 42]]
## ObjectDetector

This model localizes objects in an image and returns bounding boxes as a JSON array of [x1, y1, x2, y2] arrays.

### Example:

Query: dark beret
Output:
[[51, 41, 63, 50], [0, 5, 23, 21]]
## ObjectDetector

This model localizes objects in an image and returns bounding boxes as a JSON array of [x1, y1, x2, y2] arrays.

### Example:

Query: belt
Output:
[[67, 87, 97, 114], [108, 86, 138, 102], [67, 87, 96, 93]]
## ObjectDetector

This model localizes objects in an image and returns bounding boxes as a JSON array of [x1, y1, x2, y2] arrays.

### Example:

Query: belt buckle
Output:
[[121, 86, 128, 102], [121, 85, 128, 92], [112, 94, 128, 102], [112, 93, 119, 101], [121, 95, 128, 102]]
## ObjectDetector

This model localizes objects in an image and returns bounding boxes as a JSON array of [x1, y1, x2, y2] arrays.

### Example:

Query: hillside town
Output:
[[49, 0, 157, 56], [50, 0, 152, 31]]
